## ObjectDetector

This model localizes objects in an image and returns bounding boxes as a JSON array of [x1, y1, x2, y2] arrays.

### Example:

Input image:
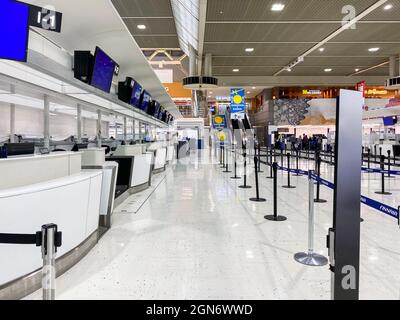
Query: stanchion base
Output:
[[231, 176, 241, 180], [257, 170, 264, 173], [314, 199, 328, 203], [294, 252, 328, 267], [266, 176, 274, 179], [375, 191, 392, 195], [282, 185, 296, 189], [360, 218, 364, 222], [223, 170, 232, 173], [264, 215, 287, 222], [239, 185, 252, 189], [250, 198, 266, 202]]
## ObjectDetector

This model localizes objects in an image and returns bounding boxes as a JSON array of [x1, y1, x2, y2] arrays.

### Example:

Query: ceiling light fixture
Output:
[[252, 86, 256, 89], [384, 4, 393, 10], [233, 68, 239, 72], [271, 3, 285, 11], [324, 68, 332, 72], [355, 68, 360, 72], [245, 48, 254, 53], [368, 47, 380, 52], [319, 48, 325, 52], [137, 24, 146, 30]]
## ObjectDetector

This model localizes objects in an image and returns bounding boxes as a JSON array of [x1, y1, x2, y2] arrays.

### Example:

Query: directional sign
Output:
[[230, 88, 246, 120], [212, 115, 227, 129]]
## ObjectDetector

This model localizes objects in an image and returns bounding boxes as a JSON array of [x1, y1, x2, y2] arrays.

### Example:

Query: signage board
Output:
[[356, 81, 366, 98], [230, 88, 246, 120], [28, 4, 63, 33], [212, 115, 227, 130]]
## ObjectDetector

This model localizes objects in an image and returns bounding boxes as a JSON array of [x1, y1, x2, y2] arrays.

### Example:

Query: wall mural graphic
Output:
[[273, 99, 311, 126]]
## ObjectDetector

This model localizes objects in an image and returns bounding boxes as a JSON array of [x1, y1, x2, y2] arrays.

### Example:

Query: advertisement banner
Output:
[[230, 88, 246, 120], [212, 115, 227, 129]]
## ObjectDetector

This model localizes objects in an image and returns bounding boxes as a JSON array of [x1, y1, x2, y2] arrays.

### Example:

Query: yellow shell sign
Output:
[[216, 131, 226, 141]]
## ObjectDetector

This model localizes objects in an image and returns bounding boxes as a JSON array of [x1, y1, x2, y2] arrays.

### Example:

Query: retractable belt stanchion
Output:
[[221, 144, 226, 168], [265, 162, 287, 222], [294, 149, 301, 176], [267, 148, 274, 179], [250, 152, 266, 202], [231, 143, 241, 180], [376, 155, 392, 195], [280, 147, 284, 168], [367, 148, 371, 169], [219, 145, 223, 165], [374, 145, 377, 163], [0, 224, 62, 300], [257, 143, 263, 173], [314, 156, 328, 203], [362, 147, 365, 165], [223, 144, 232, 173], [239, 143, 252, 189], [282, 153, 296, 189], [386, 150, 394, 179], [294, 171, 328, 266], [330, 149, 334, 166]]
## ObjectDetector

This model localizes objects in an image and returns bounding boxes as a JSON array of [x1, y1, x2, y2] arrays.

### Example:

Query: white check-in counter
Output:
[[106, 145, 153, 203], [166, 145, 175, 163], [147, 143, 167, 173], [0, 152, 103, 299]]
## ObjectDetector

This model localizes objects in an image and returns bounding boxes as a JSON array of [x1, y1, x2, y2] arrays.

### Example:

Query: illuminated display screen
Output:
[[131, 82, 143, 108], [90, 47, 116, 93]]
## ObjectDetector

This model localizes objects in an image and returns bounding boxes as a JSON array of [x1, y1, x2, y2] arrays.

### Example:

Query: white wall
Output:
[[0, 103, 108, 139]]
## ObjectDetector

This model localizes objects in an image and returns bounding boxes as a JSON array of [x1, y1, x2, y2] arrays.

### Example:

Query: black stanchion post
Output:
[[265, 163, 287, 222], [376, 155, 392, 195], [367, 148, 371, 169], [224, 144, 232, 173], [250, 154, 266, 202], [280, 147, 284, 167], [314, 156, 327, 203], [257, 143, 263, 173], [294, 149, 301, 176], [239, 143, 252, 189], [231, 144, 241, 180], [267, 148, 274, 179], [386, 150, 394, 178], [283, 153, 296, 189], [374, 145, 377, 163], [362, 146, 365, 165], [221, 144, 226, 168], [219, 145, 223, 165], [330, 148, 334, 166]]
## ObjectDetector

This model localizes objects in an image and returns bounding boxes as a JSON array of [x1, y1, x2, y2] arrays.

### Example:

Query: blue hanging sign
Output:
[[230, 88, 246, 120]]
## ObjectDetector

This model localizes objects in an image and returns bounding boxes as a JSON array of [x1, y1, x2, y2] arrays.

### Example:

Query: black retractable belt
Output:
[[0, 230, 62, 248]]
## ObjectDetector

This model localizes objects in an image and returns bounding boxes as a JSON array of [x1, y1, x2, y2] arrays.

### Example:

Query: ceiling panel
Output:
[[206, 0, 377, 21], [287, 65, 389, 76], [134, 36, 180, 49], [213, 56, 295, 66], [205, 23, 338, 42], [123, 18, 177, 35], [303, 56, 389, 67], [332, 23, 400, 42], [322, 42, 400, 56], [112, 0, 174, 17], [213, 66, 282, 76], [205, 42, 314, 56], [362, 1, 400, 20]]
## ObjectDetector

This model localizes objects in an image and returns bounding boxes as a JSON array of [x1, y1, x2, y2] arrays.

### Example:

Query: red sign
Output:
[[356, 81, 366, 98]]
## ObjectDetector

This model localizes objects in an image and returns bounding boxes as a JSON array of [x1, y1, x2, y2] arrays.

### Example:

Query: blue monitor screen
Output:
[[154, 102, 161, 117], [0, 1, 29, 62], [383, 116, 397, 126], [90, 47, 116, 93], [140, 91, 151, 112], [130, 82, 142, 108]]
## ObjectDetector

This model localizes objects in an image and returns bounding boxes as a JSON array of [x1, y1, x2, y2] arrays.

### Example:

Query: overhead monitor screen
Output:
[[140, 90, 151, 112], [153, 102, 161, 118], [383, 116, 397, 126], [130, 82, 142, 108], [0, 1, 30, 62], [90, 47, 117, 93]]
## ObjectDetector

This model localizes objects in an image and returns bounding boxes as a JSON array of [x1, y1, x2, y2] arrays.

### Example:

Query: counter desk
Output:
[[0, 154, 103, 299]]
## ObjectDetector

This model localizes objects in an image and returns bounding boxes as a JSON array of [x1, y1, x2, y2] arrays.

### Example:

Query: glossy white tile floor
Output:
[[27, 149, 400, 300]]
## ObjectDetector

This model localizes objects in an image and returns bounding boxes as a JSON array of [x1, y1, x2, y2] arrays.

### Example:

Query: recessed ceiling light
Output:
[[245, 48, 254, 53], [233, 68, 239, 72], [252, 86, 256, 89], [324, 68, 332, 72], [319, 47, 325, 52], [286, 68, 292, 72], [355, 68, 360, 72], [368, 47, 380, 52], [271, 3, 285, 11], [209, 91, 213, 94], [137, 24, 146, 30], [384, 4, 393, 10], [247, 91, 251, 94], [219, 10, 224, 14]]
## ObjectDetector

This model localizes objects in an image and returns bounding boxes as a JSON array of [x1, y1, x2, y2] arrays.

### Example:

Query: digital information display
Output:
[[0, 0, 30, 62], [90, 47, 117, 93]]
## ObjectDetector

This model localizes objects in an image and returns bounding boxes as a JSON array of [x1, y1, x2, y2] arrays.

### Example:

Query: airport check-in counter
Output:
[[81, 148, 119, 229], [147, 143, 168, 173], [0, 152, 103, 299], [106, 145, 153, 205]]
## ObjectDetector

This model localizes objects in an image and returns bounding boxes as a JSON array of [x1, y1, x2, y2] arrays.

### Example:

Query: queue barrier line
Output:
[[274, 164, 399, 220]]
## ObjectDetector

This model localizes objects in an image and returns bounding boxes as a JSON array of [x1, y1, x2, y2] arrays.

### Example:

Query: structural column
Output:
[[43, 95, 50, 150], [132, 119, 135, 142], [9, 85, 16, 143], [97, 110, 102, 148], [77, 104, 82, 143], [389, 55, 397, 77]]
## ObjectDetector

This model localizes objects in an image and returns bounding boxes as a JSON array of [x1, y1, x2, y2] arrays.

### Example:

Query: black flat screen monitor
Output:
[[5, 143, 35, 156], [140, 90, 151, 112], [383, 116, 397, 126], [130, 81, 142, 108], [0, 1, 30, 62], [153, 102, 161, 118], [90, 47, 117, 93]]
